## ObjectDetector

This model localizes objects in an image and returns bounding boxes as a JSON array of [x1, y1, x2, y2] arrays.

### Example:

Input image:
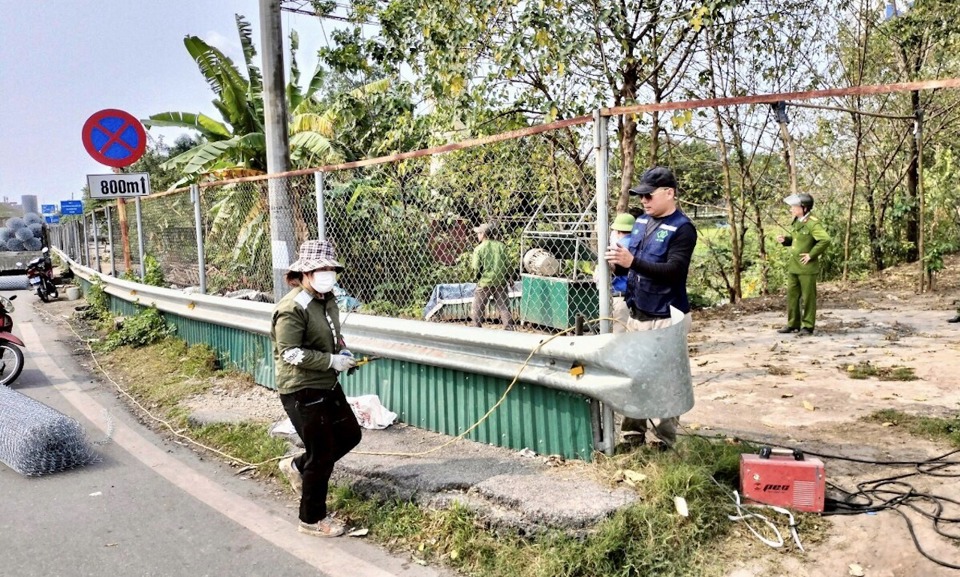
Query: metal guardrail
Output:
[[59, 249, 694, 453]]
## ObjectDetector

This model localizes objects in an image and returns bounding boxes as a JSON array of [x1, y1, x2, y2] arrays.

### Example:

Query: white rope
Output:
[[727, 490, 804, 552]]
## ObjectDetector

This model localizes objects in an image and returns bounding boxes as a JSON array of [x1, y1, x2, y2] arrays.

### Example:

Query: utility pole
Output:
[[259, 0, 297, 302]]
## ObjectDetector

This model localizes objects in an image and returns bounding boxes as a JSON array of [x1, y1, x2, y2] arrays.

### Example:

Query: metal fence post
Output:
[[593, 109, 616, 457], [192, 184, 207, 294], [594, 110, 611, 334], [91, 209, 101, 273], [72, 221, 79, 262], [135, 196, 146, 280], [105, 206, 115, 276], [315, 171, 326, 241], [81, 214, 89, 268]]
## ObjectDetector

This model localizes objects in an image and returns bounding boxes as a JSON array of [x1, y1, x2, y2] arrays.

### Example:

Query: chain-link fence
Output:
[[55, 121, 615, 334], [52, 80, 960, 334]]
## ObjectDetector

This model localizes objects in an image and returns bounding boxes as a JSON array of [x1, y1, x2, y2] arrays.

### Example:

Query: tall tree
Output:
[[321, 0, 732, 211], [144, 15, 333, 184]]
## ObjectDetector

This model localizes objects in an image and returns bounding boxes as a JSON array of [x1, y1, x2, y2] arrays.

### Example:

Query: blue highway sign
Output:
[[60, 200, 84, 215], [45, 215, 60, 224], [41, 204, 57, 214]]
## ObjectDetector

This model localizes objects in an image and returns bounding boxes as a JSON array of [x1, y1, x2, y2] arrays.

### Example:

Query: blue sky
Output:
[[0, 1, 328, 208]]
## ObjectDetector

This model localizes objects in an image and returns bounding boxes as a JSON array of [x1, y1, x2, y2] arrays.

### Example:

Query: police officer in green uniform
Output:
[[777, 193, 830, 335]]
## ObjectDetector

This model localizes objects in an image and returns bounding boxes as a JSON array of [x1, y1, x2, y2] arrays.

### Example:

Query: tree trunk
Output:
[[616, 62, 640, 213], [843, 112, 863, 282], [649, 110, 660, 167], [711, 108, 740, 302], [865, 180, 884, 270], [904, 90, 920, 262], [618, 115, 638, 213]]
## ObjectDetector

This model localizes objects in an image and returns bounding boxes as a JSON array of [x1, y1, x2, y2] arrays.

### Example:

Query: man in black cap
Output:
[[604, 166, 697, 448]]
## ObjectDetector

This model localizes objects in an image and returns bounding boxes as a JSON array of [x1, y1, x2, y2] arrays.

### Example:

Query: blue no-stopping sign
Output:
[[81, 109, 146, 168]]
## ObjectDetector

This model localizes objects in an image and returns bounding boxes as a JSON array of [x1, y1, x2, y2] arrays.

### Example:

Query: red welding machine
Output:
[[740, 448, 825, 513]]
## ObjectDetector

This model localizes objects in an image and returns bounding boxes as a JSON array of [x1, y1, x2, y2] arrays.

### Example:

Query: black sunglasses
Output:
[[636, 188, 665, 201]]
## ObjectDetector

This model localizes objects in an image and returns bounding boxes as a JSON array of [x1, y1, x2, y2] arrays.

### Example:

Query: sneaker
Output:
[[777, 326, 800, 334], [649, 440, 672, 452], [298, 517, 345, 538], [799, 328, 814, 335], [279, 456, 302, 494], [621, 431, 645, 446], [948, 315, 960, 324]]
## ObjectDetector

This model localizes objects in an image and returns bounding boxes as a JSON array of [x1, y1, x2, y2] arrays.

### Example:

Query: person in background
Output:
[[272, 239, 361, 538], [470, 223, 515, 330], [604, 167, 697, 449], [776, 193, 831, 336], [947, 306, 960, 323], [608, 212, 636, 333]]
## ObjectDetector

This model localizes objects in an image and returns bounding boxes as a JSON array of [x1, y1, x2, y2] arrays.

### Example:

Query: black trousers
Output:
[[280, 384, 362, 524]]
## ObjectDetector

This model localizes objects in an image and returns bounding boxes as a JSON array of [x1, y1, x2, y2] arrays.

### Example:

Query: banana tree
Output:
[[144, 15, 336, 186]]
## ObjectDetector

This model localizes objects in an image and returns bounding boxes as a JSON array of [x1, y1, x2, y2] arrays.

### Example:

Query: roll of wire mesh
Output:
[[0, 385, 99, 476]]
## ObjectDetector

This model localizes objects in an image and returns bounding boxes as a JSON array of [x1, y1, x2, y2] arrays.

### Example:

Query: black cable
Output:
[[682, 430, 960, 570]]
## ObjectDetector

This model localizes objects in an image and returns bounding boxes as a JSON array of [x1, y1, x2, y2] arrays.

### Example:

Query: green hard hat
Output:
[[611, 213, 636, 232]]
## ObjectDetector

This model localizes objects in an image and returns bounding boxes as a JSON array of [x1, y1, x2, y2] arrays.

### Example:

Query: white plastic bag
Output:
[[347, 394, 397, 429]]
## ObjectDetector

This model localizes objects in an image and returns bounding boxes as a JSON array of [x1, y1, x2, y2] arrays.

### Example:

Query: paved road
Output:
[[0, 291, 446, 577]]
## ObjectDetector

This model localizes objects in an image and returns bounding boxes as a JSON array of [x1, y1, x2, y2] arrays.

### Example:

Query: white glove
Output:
[[329, 354, 358, 373]]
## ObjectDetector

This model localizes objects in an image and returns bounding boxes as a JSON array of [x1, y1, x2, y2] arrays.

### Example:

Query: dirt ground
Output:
[[690, 255, 960, 577]]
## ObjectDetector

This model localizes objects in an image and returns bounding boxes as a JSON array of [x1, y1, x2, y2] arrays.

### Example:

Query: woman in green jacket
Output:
[[272, 239, 360, 538], [777, 193, 831, 335]]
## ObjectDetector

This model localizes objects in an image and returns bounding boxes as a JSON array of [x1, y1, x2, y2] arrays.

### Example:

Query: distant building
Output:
[[21, 195, 38, 215]]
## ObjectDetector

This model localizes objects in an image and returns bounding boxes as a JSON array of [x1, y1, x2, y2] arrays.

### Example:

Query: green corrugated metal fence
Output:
[[80, 279, 595, 460]]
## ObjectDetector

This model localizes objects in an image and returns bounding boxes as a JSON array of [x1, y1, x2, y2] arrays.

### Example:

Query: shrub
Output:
[[102, 306, 175, 351]]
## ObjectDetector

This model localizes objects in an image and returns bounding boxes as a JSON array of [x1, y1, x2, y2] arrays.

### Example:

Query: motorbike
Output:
[[0, 294, 24, 386], [24, 247, 58, 302]]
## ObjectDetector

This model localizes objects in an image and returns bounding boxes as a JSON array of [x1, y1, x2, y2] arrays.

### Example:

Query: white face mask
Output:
[[609, 231, 629, 248], [309, 270, 337, 293]]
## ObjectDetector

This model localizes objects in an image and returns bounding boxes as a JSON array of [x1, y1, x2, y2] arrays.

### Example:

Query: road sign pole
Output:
[[91, 210, 101, 272], [116, 199, 132, 274], [135, 197, 146, 280]]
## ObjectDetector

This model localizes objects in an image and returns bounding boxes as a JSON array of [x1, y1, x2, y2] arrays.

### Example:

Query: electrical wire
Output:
[[681, 429, 960, 569]]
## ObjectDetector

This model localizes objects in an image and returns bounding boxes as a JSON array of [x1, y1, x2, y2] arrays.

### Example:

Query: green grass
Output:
[[100, 336, 289, 475], [839, 360, 917, 381], [865, 409, 960, 446], [329, 436, 791, 577], [193, 422, 290, 466], [104, 338, 218, 413]]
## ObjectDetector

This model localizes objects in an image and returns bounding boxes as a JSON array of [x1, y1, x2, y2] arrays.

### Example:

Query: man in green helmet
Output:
[[776, 193, 830, 336]]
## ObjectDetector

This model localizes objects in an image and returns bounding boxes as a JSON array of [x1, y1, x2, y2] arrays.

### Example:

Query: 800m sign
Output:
[[87, 173, 152, 198]]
